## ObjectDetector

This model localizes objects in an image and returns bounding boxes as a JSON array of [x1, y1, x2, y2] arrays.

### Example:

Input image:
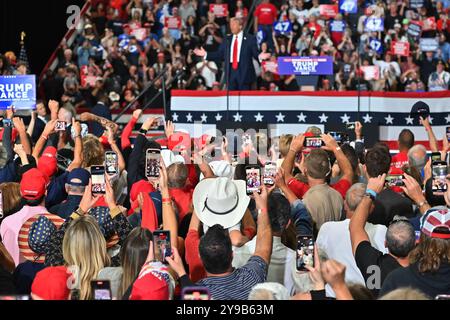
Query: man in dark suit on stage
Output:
[[194, 17, 270, 90]]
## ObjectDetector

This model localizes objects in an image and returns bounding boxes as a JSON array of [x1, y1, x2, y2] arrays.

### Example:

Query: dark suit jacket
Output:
[[206, 33, 260, 86], [368, 189, 415, 226]]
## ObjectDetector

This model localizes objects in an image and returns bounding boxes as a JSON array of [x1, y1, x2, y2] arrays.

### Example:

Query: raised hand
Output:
[[367, 173, 386, 194], [193, 47, 206, 57]]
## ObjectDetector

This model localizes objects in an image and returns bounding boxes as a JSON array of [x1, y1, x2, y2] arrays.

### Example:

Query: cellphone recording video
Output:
[[431, 152, 442, 163], [327, 131, 347, 145], [91, 280, 112, 300], [263, 162, 276, 186], [446, 126, 450, 142], [55, 121, 66, 131], [432, 162, 448, 193], [296, 235, 314, 272], [245, 166, 261, 195], [91, 165, 106, 195], [385, 174, 405, 188], [346, 122, 356, 130], [153, 230, 172, 263], [303, 136, 323, 148], [2, 119, 12, 127], [181, 287, 211, 300], [435, 294, 450, 300], [145, 148, 161, 179], [105, 151, 119, 175]]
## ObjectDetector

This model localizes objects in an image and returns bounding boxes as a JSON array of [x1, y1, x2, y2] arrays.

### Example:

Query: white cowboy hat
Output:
[[161, 149, 185, 167], [199, 160, 234, 180], [193, 177, 249, 229]]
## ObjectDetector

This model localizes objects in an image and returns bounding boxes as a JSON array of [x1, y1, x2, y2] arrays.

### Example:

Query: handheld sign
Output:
[[364, 17, 384, 32], [361, 66, 380, 80], [320, 5, 338, 19], [391, 41, 410, 56], [339, 0, 358, 14], [165, 17, 182, 29], [0, 75, 36, 110], [422, 17, 436, 31], [419, 38, 439, 52], [407, 22, 422, 39], [277, 56, 334, 76], [330, 20, 346, 33], [273, 21, 292, 35], [209, 4, 228, 17], [369, 38, 383, 54]]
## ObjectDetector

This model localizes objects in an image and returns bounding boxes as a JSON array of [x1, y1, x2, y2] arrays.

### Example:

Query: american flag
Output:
[[170, 90, 450, 150]]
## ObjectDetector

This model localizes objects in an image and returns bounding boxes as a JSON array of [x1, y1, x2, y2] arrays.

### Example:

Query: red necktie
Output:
[[232, 35, 239, 70]]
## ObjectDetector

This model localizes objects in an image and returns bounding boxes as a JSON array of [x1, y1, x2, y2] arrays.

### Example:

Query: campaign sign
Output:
[[391, 41, 410, 56], [320, 5, 338, 19], [131, 28, 148, 41], [330, 20, 346, 32], [277, 56, 334, 75], [420, 38, 439, 52], [209, 4, 228, 17], [407, 22, 422, 38], [361, 66, 380, 80], [164, 17, 182, 29], [409, 0, 424, 8], [364, 17, 384, 32], [422, 17, 436, 31], [262, 60, 279, 74], [369, 38, 383, 54], [273, 21, 292, 35], [0, 75, 36, 110], [339, 0, 357, 14]]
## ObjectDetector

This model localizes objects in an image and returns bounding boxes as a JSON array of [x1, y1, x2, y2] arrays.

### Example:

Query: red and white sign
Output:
[[164, 16, 182, 29], [131, 28, 148, 41], [361, 66, 380, 80], [320, 5, 338, 19], [209, 4, 229, 17], [262, 60, 279, 74], [391, 41, 410, 56], [422, 17, 437, 31]]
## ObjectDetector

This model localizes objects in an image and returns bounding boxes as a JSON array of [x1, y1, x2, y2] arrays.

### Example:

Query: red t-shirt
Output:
[[169, 187, 193, 223], [391, 151, 409, 169], [308, 22, 322, 39], [287, 178, 351, 199], [254, 3, 278, 25], [185, 230, 206, 282]]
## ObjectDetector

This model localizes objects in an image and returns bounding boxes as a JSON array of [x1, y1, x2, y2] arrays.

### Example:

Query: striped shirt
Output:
[[196, 256, 268, 300]]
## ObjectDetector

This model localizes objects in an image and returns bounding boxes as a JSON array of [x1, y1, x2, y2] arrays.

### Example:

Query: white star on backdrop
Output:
[[200, 113, 208, 123], [297, 112, 307, 122], [405, 116, 414, 125], [446, 114, 450, 123], [186, 113, 193, 122], [215, 113, 223, 121], [429, 116, 433, 124], [275, 112, 285, 122], [318, 113, 328, 123], [172, 113, 179, 122], [340, 114, 350, 123], [233, 112, 243, 122], [384, 114, 394, 125], [363, 113, 372, 123], [254, 113, 264, 122]]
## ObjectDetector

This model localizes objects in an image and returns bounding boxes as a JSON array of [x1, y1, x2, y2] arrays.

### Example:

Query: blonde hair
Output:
[[63, 215, 110, 300], [379, 288, 429, 300], [82, 135, 105, 168], [278, 134, 293, 158]]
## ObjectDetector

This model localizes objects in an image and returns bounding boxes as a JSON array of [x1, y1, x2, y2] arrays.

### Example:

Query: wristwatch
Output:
[[139, 128, 148, 135]]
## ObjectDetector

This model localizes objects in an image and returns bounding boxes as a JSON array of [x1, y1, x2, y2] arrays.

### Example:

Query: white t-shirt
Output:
[[316, 219, 387, 297]]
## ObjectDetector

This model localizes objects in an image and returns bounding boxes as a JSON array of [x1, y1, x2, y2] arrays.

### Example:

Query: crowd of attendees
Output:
[[0, 95, 448, 300], [2, 0, 450, 110]]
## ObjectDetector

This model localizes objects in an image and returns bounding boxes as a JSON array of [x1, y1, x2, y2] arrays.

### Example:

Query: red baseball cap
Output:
[[20, 168, 50, 200], [130, 269, 170, 300], [37, 146, 58, 178], [31, 266, 71, 300]]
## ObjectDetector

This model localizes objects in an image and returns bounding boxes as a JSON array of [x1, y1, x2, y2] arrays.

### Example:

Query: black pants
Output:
[[228, 65, 251, 90]]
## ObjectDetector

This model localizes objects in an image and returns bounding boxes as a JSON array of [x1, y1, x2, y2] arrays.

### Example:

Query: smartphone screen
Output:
[[431, 152, 442, 163], [91, 280, 112, 300], [346, 122, 356, 130], [181, 287, 211, 300], [145, 149, 161, 179], [385, 174, 405, 188], [435, 294, 450, 300], [55, 121, 66, 131], [91, 166, 106, 194], [327, 131, 347, 145], [296, 235, 314, 272], [153, 230, 171, 263], [263, 162, 276, 186], [246, 166, 261, 195], [105, 152, 119, 175], [0, 295, 30, 300], [432, 163, 448, 193], [0, 190, 3, 219], [304, 136, 323, 148], [446, 126, 450, 142]]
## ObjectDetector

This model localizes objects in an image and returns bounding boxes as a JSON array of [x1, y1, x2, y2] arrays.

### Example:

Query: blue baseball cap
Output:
[[67, 168, 91, 187]]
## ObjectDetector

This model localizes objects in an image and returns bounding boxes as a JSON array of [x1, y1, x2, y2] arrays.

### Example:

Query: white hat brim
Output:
[[193, 179, 250, 229]]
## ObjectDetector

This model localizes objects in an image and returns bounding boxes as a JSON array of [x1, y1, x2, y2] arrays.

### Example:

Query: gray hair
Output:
[[408, 144, 427, 170], [248, 283, 290, 300], [386, 217, 416, 258], [345, 183, 367, 212]]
